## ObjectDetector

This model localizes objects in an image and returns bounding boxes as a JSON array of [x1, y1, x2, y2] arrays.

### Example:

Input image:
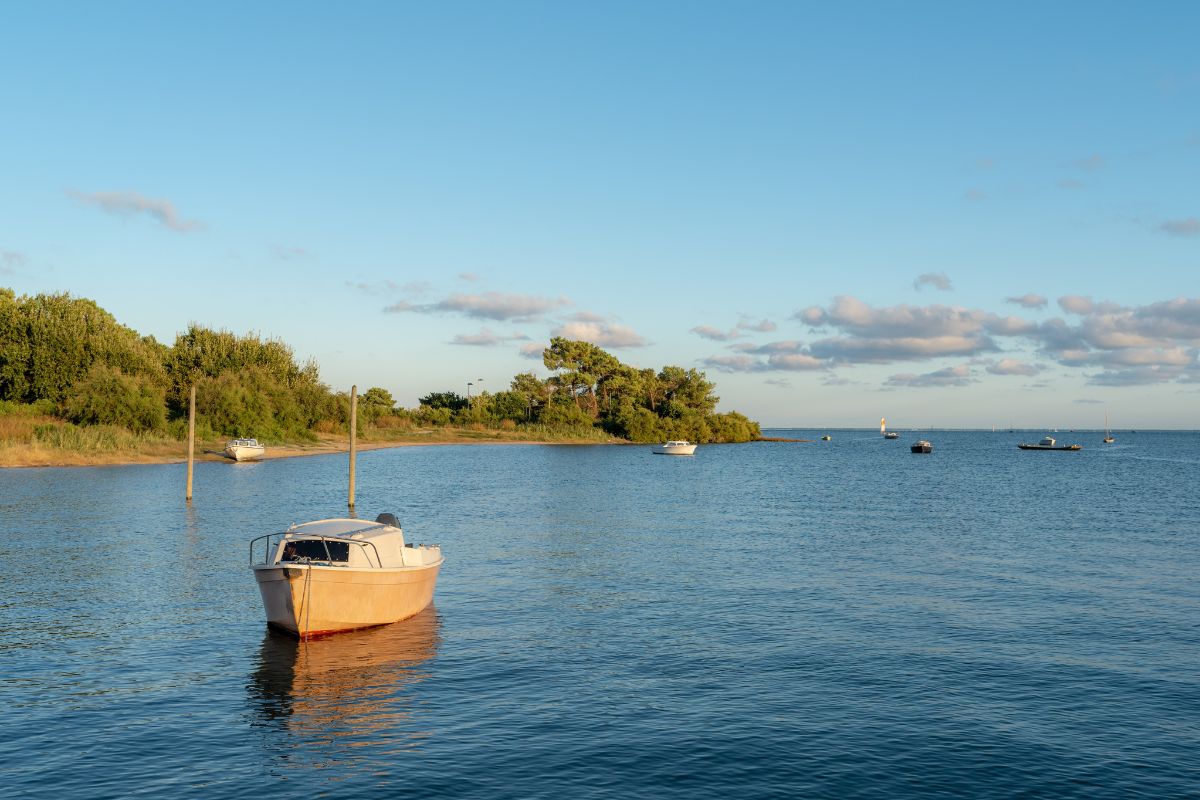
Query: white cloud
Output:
[[737, 317, 777, 333], [1029, 297, 1200, 385], [885, 365, 976, 388], [797, 296, 1026, 363], [985, 358, 1041, 376], [1, 249, 27, 273], [450, 328, 530, 346], [519, 342, 547, 359], [701, 354, 768, 372], [346, 279, 402, 294], [70, 190, 203, 232], [691, 325, 743, 342], [567, 311, 606, 323], [733, 340, 808, 355], [553, 320, 648, 348], [384, 291, 570, 321], [272, 244, 307, 260], [768, 353, 827, 371], [1005, 294, 1047, 309], [913, 272, 953, 291], [702, 340, 828, 372], [1159, 218, 1200, 237], [1058, 295, 1095, 315]]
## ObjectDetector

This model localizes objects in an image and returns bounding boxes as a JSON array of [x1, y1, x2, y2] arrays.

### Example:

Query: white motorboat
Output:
[[1017, 435, 1082, 451], [250, 514, 443, 639], [910, 440, 933, 454], [653, 440, 697, 455], [224, 438, 266, 461]]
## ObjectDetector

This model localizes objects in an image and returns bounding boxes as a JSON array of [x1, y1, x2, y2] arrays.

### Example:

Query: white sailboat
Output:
[[1103, 411, 1114, 444], [881, 417, 899, 439]]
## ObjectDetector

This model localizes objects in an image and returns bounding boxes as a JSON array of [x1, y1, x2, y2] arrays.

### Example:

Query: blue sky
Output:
[[2, 2, 1198, 427]]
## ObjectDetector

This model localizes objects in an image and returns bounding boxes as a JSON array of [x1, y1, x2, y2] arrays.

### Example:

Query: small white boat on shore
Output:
[[224, 438, 265, 461], [653, 440, 697, 455], [250, 514, 443, 639]]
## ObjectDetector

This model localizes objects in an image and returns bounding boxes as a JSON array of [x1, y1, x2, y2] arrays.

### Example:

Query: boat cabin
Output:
[[266, 517, 440, 569], [1039, 436, 1056, 447]]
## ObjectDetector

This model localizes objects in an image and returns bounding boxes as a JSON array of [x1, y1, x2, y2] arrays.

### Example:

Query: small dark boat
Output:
[[821, 435, 831, 441], [1017, 435, 1081, 451], [910, 440, 932, 454]]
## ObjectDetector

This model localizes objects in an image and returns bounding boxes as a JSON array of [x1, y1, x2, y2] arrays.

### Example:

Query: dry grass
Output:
[[0, 421, 621, 468]]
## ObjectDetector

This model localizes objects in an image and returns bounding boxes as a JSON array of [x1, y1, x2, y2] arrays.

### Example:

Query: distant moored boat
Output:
[[224, 438, 265, 461], [1017, 435, 1081, 451], [653, 440, 697, 456]]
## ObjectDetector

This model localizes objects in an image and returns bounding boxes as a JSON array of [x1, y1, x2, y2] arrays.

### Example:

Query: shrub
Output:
[[61, 365, 167, 434]]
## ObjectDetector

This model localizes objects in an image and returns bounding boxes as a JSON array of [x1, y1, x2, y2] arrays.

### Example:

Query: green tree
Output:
[[61, 364, 167, 434], [418, 391, 467, 411], [543, 337, 621, 417], [0, 288, 31, 401], [165, 325, 323, 414], [0, 290, 167, 403], [359, 387, 395, 422]]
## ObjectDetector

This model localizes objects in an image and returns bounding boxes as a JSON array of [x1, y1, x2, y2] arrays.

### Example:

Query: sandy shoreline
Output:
[[0, 435, 620, 469]]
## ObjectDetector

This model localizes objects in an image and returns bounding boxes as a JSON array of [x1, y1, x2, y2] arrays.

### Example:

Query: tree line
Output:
[[0, 289, 760, 443], [417, 337, 760, 442]]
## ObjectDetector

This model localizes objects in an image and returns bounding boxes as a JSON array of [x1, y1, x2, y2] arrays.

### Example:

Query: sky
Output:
[[1, 1, 1198, 428]]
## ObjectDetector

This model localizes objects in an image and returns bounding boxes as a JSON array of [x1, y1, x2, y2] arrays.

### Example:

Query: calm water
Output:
[[2, 431, 1198, 799]]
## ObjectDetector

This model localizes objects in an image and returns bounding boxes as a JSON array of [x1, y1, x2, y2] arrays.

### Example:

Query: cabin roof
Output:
[[288, 517, 400, 541]]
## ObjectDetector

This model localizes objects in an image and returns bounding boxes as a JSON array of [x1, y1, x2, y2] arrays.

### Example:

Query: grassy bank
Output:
[[0, 406, 623, 468]]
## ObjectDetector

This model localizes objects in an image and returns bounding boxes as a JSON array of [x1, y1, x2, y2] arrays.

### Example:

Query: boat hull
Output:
[[1017, 444, 1082, 451], [225, 445, 265, 461], [253, 561, 441, 638], [911, 444, 932, 453], [653, 444, 697, 455]]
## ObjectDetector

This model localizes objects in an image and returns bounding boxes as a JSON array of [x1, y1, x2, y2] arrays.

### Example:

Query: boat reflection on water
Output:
[[248, 606, 441, 753]]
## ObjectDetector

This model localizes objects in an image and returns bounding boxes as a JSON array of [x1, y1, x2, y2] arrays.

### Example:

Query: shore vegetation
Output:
[[1, 288, 760, 466]]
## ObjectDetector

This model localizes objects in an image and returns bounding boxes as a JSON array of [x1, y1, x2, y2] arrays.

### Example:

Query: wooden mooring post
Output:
[[348, 384, 357, 509], [186, 384, 196, 501]]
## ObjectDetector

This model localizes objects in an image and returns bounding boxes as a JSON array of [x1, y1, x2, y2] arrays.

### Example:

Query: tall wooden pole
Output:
[[348, 384, 357, 509], [186, 384, 196, 501]]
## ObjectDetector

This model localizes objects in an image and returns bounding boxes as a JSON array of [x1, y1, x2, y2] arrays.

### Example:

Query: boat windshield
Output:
[[282, 539, 350, 562]]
